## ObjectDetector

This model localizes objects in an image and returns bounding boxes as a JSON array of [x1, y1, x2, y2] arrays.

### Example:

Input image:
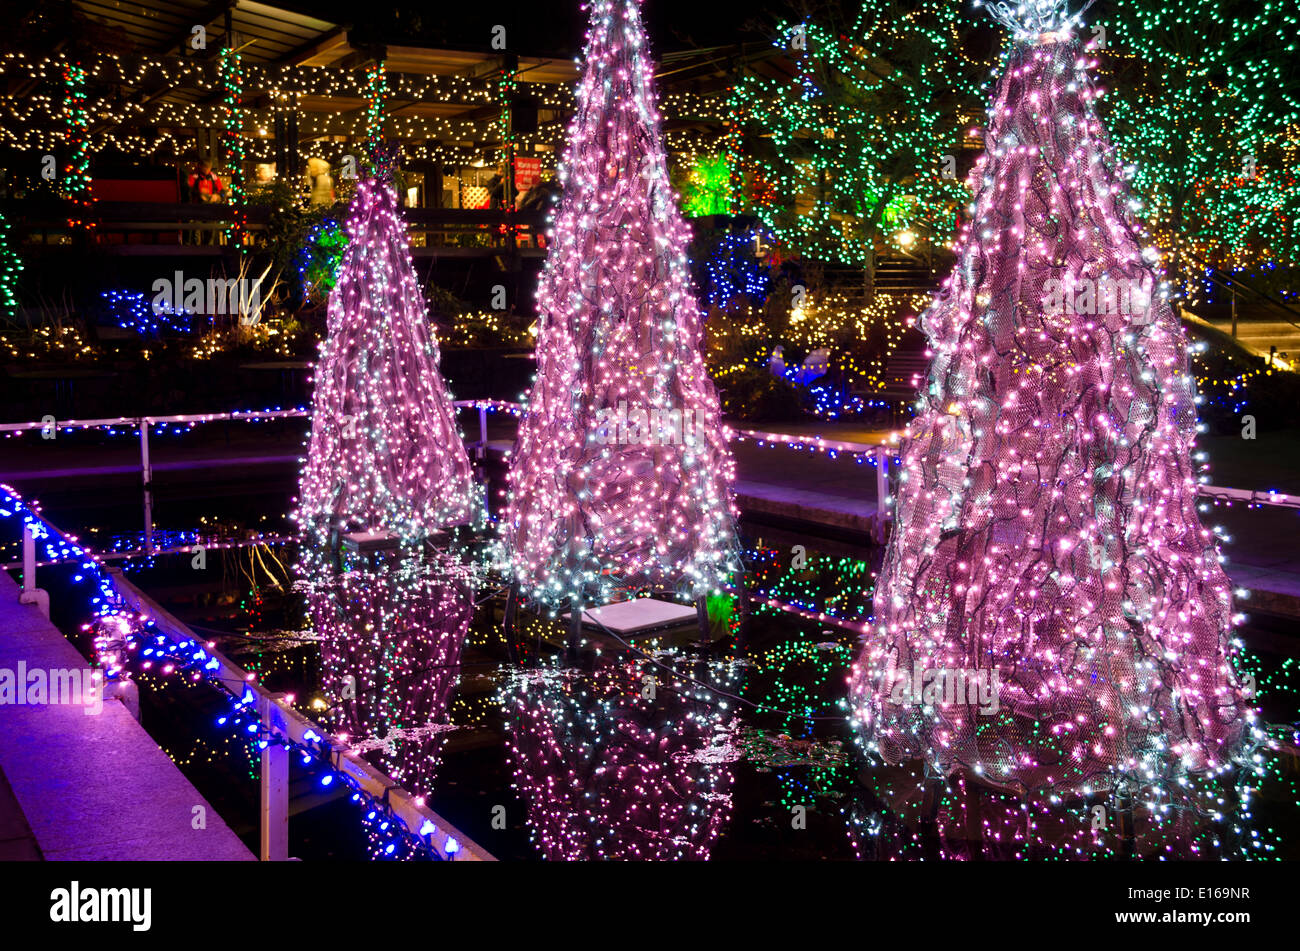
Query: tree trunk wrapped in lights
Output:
[[849, 0, 1251, 795], [505, 0, 738, 608], [297, 168, 476, 543], [0, 210, 21, 319]]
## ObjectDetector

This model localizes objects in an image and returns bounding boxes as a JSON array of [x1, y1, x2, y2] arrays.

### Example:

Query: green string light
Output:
[[218, 46, 246, 247], [1103, 0, 1300, 292], [729, 1, 991, 270]]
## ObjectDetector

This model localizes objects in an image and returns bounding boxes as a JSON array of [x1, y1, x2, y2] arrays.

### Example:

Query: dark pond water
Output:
[[4, 475, 1298, 861]]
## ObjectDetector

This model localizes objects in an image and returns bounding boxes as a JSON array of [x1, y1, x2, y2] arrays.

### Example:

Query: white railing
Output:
[[110, 570, 495, 862], [3, 404, 1296, 522], [1, 483, 494, 861]]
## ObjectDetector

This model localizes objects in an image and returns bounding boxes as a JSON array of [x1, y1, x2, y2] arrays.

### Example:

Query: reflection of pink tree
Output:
[[297, 170, 475, 544], [500, 657, 736, 860], [845, 766, 1260, 861], [505, 0, 737, 608], [849, 3, 1248, 794], [309, 555, 471, 796]]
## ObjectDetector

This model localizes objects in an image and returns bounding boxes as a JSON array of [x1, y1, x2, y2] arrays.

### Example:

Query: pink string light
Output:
[[506, 0, 739, 608], [297, 173, 477, 543]]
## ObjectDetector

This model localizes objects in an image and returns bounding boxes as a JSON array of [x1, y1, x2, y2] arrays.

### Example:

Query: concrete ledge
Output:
[[734, 480, 880, 534], [0, 571, 255, 861]]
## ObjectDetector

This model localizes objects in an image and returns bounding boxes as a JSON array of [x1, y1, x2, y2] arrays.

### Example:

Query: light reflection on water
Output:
[[150, 537, 1295, 862], [8, 484, 1293, 861]]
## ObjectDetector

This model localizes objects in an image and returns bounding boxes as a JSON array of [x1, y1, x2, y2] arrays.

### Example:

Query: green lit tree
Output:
[[1103, 0, 1300, 294], [0, 210, 21, 320], [680, 154, 734, 218], [730, 0, 991, 294]]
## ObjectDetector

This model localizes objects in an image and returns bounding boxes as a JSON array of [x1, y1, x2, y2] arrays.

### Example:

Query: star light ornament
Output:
[[296, 165, 478, 545], [848, 2, 1256, 796], [505, 0, 740, 610], [975, 0, 1093, 39]]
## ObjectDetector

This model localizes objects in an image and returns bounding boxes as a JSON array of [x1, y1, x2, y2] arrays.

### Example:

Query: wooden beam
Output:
[[338, 34, 386, 71], [275, 24, 349, 66]]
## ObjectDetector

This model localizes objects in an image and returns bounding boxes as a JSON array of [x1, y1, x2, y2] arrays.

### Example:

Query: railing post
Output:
[[22, 524, 35, 594], [19, 524, 50, 618], [478, 404, 488, 461], [143, 491, 154, 556], [141, 419, 153, 554], [875, 445, 890, 519], [139, 417, 152, 487], [258, 694, 290, 862]]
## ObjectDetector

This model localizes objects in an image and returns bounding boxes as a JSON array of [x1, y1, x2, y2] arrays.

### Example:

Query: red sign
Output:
[[514, 156, 541, 192]]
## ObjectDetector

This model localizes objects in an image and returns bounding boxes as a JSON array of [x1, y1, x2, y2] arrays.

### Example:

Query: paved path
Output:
[[0, 760, 40, 859], [0, 571, 254, 860]]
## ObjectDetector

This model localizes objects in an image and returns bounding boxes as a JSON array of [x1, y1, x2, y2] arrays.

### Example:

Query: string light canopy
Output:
[[296, 155, 477, 546], [0, 49, 729, 176], [505, 0, 740, 610], [849, 0, 1254, 796]]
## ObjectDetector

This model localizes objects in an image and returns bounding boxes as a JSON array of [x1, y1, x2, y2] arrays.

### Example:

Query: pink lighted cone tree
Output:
[[312, 555, 471, 797], [297, 170, 475, 543], [506, 0, 738, 607], [848, 0, 1251, 794]]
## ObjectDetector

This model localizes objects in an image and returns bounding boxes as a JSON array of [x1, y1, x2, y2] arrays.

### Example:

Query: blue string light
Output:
[[101, 289, 195, 337], [704, 231, 772, 309]]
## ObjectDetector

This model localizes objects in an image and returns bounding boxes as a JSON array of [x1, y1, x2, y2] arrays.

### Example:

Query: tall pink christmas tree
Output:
[[848, 0, 1250, 794], [297, 168, 476, 544], [505, 0, 738, 608]]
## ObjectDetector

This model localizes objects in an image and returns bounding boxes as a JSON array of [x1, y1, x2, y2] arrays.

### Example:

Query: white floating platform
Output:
[[566, 598, 700, 636], [341, 530, 402, 553]]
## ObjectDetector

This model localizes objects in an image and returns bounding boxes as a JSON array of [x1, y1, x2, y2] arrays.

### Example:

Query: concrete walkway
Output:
[[0, 571, 254, 860]]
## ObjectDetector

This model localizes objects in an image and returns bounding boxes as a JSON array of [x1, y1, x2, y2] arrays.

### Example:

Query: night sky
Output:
[[292, 0, 1151, 61], [302, 0, 826, 57]]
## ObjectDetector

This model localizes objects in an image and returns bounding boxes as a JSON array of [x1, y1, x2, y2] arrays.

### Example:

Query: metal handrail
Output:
[[2, 402, 1296, 512]]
